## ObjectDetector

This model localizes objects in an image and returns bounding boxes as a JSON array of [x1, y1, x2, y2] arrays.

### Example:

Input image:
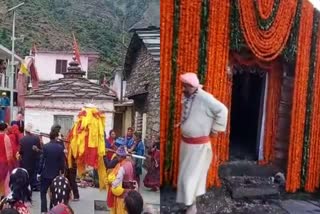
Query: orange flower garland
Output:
[[238, 0, 297, 61], [172, 0, 202, 186], [159, 0, 174, 185], [305, 26, 320, 192], [257, 0, 275, 19], [205, 0, 231, 188], [286, 1, 314, 193]]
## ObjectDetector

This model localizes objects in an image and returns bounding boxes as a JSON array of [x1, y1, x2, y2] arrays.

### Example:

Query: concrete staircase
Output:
[[219, 161, 282, 200]]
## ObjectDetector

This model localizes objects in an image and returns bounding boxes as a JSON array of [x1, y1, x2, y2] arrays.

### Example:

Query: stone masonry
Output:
[[125, 39, 160, 144]]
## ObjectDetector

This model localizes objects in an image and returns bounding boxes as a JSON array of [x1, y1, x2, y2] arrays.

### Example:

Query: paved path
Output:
[[281, 200, 320, 214], [30, 170, 160, 213]]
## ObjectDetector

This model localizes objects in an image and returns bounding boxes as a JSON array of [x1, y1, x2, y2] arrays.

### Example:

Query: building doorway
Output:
[[229, 66, 267, 161], [113, 112, 123, 137]]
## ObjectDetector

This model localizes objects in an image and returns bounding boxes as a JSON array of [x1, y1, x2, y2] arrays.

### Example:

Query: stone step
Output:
[[224, 176, 280, 200], [219, 160, 279, 177]]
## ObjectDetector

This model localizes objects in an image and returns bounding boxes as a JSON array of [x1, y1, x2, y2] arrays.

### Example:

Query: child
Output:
[[49, 176, 72, 208]]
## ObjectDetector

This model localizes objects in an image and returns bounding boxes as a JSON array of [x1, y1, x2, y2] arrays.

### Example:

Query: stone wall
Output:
[[125, 42, 160, 144]]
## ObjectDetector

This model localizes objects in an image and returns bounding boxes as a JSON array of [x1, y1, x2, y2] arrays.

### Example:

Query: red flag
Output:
[[72, 33, 81, 65]]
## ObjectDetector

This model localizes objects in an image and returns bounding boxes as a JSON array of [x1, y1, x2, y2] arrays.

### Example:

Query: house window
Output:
[[55, 60, 67, 74], [53, 115, 74, 137]]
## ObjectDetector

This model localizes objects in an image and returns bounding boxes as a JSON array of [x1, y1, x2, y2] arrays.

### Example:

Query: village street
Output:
[[30, 169, 160, 213]]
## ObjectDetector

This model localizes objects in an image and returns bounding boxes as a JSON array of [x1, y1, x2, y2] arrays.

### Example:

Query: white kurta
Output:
[[176, 88, 228, 206]]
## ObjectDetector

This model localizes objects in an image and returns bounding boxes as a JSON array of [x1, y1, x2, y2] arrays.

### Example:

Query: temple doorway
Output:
[[229, 65, 267, 161]]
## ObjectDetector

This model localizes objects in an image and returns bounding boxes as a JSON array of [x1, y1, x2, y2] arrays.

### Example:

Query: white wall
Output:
[[34, 53, 89, 81], [112, 71, 126, 100], [25, 98, 114, 143]]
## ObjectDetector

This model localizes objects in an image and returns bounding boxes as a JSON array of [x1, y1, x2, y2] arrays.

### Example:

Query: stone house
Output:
[[123, 27, 160, 143], [24, 57, 115, 143]]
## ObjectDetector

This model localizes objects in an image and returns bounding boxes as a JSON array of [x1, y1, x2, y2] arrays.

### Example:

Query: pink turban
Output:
[[180, 72, 202, 88]]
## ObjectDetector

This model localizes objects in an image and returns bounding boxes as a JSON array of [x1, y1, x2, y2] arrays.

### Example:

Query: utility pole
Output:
[[8, 2, 24, 122]]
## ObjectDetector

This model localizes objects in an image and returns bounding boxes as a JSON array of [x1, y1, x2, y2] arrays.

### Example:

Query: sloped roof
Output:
[[25, 78, 116, 100], [134, 28, 160, 62], [123, 27, 160, 80]]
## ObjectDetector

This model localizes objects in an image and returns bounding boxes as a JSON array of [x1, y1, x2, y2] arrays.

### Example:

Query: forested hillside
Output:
[[0, 0, 159, 74]]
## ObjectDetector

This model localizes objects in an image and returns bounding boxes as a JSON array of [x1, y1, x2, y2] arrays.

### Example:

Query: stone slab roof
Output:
[[135, 29, 160, 62], [25, 78, 116, 100]]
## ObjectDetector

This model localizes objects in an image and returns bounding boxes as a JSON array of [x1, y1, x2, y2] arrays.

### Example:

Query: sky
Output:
[[309, 0, 320, 11]]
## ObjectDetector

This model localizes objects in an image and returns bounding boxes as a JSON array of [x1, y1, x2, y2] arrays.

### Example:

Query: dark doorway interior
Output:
[[230, 68, 266, 161], [113, 112, 123, 137]]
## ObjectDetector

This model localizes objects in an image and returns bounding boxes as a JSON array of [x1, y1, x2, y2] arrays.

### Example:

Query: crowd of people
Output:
[[0, 112, 159, 214], [104, 127, 160, 213]]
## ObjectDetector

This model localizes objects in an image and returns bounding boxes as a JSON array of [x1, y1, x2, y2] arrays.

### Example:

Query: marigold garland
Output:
[[286, 1, 314, 193], [204, 0, 231, 188], [301, 10, 319, 189], [160, 0, 174, 185], [254, 0, 280, 30], [164, 0, 180, 183], [198, 0, 209, 84], [256, 0, 277, 20], [160, 0, 320, 194], [304, 11, 320, 192], [172, 0, 202, 187], [238, 0, 297, 61]]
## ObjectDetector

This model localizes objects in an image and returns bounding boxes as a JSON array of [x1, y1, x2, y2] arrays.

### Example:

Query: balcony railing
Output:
[[0, 73, 16, 90]]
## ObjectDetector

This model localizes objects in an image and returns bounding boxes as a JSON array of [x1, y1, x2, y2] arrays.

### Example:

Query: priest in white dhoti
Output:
[[176, 72, 228, 214]]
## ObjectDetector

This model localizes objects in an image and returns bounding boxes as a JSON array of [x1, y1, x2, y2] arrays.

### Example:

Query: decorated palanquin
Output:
[[161, 0, 320, 193], [67, 105, 107, 189]]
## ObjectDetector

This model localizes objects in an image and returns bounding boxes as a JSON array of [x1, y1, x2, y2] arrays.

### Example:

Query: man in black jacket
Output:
[[10, 112, 24, 134], [37, 130, 65, 214], [19, 123, 41, 191]]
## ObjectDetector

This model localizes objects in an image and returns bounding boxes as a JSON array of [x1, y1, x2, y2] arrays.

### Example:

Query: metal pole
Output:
[[120, 73, 123, 103], [9, 10, 15, 122], [8, 2, 24, 122]]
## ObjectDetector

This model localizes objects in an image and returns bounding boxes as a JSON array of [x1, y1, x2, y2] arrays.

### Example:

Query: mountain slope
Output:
[[0, 0, 159, 69]]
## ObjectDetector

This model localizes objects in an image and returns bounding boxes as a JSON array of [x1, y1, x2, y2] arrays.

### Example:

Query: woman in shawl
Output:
[[0, 122, 14, 197], [7, 125, 22, 168], [143, 140, 160, 191], [105, 130, 117, 161], [127, 132, 145, 188]]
